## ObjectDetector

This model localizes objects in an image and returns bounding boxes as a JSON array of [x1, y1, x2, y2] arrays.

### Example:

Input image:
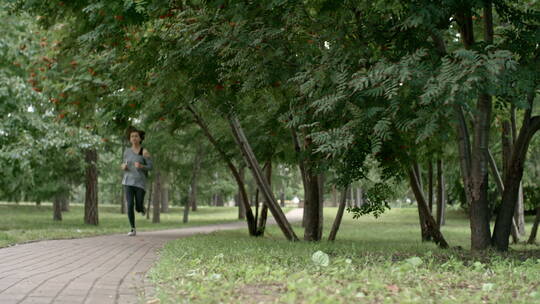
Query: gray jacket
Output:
[[122, 147, 153, 190]]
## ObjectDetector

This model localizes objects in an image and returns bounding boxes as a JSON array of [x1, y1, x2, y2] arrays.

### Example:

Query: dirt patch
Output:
[[237, 283, 287, 303]]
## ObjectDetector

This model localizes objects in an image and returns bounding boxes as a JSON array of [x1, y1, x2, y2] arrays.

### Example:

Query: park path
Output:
[[0, 208, 303, 304]]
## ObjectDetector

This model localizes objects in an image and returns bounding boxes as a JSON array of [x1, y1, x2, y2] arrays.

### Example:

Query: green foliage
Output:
[[149, 208, 540, 303]]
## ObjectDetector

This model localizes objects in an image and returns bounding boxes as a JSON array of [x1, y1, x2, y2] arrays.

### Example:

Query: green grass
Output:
[[148, 207, 540, 304], [0, 203, 242, 248]]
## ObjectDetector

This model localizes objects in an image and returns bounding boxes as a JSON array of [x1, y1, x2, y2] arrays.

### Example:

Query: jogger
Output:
[[121, 127, 153, 236]]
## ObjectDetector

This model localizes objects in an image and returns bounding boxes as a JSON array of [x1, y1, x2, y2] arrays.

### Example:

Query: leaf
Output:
[[405, 256, 423, 267], [482, 283, 494, 291], [311, 250, 329, 267]]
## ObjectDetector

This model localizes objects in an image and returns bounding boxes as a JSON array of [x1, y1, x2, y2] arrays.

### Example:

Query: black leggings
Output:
[[124, 185, 146, 229]]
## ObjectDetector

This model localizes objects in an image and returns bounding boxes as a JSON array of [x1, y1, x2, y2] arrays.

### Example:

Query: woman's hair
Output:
[[126, 126, 145, 143]]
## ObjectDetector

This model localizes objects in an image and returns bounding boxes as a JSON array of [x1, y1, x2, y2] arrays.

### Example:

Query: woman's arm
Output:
[[142, 149, 153, 171]]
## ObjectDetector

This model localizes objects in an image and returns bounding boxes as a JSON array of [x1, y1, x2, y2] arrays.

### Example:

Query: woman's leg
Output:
[[134, 187, 146, 214], [125, 185, 136, 229]]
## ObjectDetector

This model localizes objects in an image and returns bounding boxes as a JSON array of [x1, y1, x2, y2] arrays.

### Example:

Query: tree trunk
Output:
[[527, 207, 540, 244], [53, 194, 62, 221], [428, 161, 434, 214], [487, 148, 520, 243], [161, 174, 169, 213], [216, 193, 225, 207], [436, 159, 446, 227], [153, 171, 161, 223], [291, 127, 309, 228], [36, 199, 41, 206], [514, 184, 526, 236], [413, 163, 431, 241], [119, 145, 126, 214], [328, 186, 349, 241], [185, 146, 204, 223], [146, 181, 153, 220], [229, 115, 298, 241], [187, 105, 258, 235], [408, 165, 449, 249], [257, 161, 272, 235], [468, 92, 493, 251], [84, 148, 98, 225], [238, 165, 246, 219], [303, 172, 323, 241], [492, 114, 540, 250]]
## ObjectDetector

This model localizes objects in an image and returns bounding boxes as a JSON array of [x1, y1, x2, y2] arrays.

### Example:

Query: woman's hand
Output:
[[121, 163, 128, 171], [134, 162, 144, 169]]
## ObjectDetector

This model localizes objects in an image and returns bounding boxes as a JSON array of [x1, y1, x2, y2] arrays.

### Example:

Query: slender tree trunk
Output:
[[414, 163, 431, 241], [436, 159, 446, 227], [185, 146, 203, 223], [514, 184, 526, 236], [527, 207, 540, 244], [187, 105, 258, 235], [161, 174, 169, 213], [428, 161, 434, 214], [84, 149, 98, 225], [215, 193, 224, 207], [146, 181, 153, 220], [328, 186, 349, 241], [492, 113, 540, 250], [119, 145, 126, 214], [53, 194, 62, 221], [238, 165, 246, 219], [408, 164, 449, 249], [61, 190, 70, 212], [487, 149, 520, 243], [291, 127, 309, 228], [228, 115, 298, 241], [36, 199, 41, 206], [257, 161, 272, 235], [280, 190, 285, 207], [153, 171, 161, 223]]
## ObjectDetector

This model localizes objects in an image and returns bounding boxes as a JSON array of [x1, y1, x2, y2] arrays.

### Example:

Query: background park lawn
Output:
[[149, 207, 540, 304], [0, 203, 242, 248]]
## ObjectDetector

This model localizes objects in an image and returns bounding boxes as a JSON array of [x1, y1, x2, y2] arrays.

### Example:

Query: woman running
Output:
[[121, 127, 153, 236]]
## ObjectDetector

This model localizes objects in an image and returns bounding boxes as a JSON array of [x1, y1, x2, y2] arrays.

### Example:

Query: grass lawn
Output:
[[0, 203, 243, 248], [149, 207, 540, 304]]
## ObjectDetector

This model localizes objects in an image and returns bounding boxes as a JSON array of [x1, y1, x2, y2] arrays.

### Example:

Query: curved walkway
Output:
[[0, 209, 303, 304]]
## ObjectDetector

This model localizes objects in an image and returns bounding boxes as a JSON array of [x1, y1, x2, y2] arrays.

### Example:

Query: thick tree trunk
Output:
[[527, 207, 540, 244], [53, 194, 62, 221], [187, 105, 258, 235], [84, 149, 99, 225], [328, 186, 349, 241], [436, 159, 446, 227], [303, 172, 323, 241], [469, 93, 493, 250], [153, 172, 161, 223], [408, 165, 449, 249], [229, 115, 298, 241]]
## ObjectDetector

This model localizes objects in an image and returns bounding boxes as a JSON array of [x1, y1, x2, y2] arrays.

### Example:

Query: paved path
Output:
[[0, 209, 303, 304]]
